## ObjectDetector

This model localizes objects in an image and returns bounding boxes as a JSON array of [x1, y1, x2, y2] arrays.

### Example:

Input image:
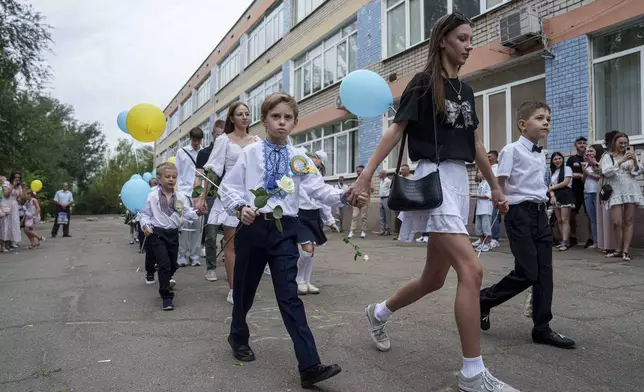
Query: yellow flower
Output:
[[277, 176, 295, 194]]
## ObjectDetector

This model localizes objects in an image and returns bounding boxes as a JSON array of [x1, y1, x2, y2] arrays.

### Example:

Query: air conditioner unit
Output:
[[499, 7, 541, 49], [336, 95, 345, 109]]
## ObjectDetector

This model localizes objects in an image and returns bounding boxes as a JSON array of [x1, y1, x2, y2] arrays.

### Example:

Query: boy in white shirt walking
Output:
[[220, 93, 368, 388], [471, 169, 493, 252]]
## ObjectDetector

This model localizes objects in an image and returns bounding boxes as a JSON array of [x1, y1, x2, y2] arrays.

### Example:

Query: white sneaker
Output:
[[169, 278, 176, 288], [472, 239, 482, 247], [264, 266, 271, 276], [129, 239, 134, 245], [416, 236, 428, 243], [189, 257, 201, 267], [365, 303, 390, 352], [491, 239, 500, 248], [178, 257, 187, 267], [297, 282, 308, 295], [226, 289, 234, 305], [307, 283, 320, 294], [458, 369, 519, 392], [477, 244, 491, 252], [360, 231, 366, 238], [200, 246, 206, 257], [205, 269, 218, 281], [347, 231, 354, 239]]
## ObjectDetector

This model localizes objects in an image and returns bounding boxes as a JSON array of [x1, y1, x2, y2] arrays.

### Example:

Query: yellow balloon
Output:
[[167, 156, 176, 164], [31, 180, 43, 192], [126, 103, 166, 143]]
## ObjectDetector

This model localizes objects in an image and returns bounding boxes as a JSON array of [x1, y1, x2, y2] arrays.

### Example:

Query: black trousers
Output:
[[480, 201, 553, 332], [230, 215, 320, 372], [147, 228, 179, 299], [51, 206, 70, 237]]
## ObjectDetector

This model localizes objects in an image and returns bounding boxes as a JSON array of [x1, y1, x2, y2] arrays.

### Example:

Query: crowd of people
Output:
[[0, 173, 75, 252], [123, 12, 644, 392]]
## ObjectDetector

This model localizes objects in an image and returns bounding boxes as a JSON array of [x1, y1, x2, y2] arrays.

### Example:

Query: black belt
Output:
[[258, 212, 296, 221], [153, 227, 179, 234], [515, 201, 548, 211]]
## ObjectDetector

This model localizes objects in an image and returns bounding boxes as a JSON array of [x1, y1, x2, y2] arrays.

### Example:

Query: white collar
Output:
[[519, 136, 539, 152]]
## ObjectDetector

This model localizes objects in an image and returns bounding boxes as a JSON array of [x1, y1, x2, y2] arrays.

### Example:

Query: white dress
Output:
[[204, 133, 261, 227], [398, 160, 470, 242], [1, 183, 22, 242], [601, 153, 644, 209]]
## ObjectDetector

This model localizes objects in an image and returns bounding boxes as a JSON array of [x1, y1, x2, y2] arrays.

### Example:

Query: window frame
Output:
[[197, 77, 212, 109], [218, 46, 241, 91], [382, 104, 418, 171], [293, 0, 326, 26], [473, 74, 546, 151], [248, 3, 285, 66], [292, 120, 358, 178], [292, 22, 358, 100], [216, 106, 229, 123], [247, 73, 283, 125], [181, 95, 193, 123], [591, 44, 644, 144]]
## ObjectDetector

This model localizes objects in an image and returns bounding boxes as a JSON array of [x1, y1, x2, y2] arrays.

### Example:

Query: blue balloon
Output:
[[121, 178, 151, 213], [131, 174, 142, 181], [117, 111, 129, 134], [340, 70, 393, 118], [151, 170, 156, 178], [142, 172, 152, 182]]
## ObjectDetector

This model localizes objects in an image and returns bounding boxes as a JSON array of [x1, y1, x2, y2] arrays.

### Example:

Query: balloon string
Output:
[[194, 170, 246, 211]]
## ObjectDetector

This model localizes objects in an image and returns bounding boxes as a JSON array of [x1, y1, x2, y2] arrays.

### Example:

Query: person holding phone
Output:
[[601, 133, 643, 262], [2, 172, 23, 248]]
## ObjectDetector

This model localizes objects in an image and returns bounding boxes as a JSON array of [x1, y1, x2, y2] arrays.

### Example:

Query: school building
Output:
[[155, 0, 644, 241]]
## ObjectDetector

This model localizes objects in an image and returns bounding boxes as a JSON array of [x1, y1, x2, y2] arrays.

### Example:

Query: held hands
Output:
[[345, 175, 371, 207], [491, 188, 509, 214], [240, 206, 260, 226], [143, 225, 153, 236], [330, 223, 340, 232], [196, 203, 208, 216]]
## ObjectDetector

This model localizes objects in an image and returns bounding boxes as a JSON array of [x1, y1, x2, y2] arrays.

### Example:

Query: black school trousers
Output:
[[480, 201, 553, 333], [147, 228, 179, 299], [230, 214, 321, 372]]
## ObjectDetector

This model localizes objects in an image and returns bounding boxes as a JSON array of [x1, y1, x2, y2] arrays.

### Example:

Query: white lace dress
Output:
[[204, 134, 261, 227], [601, 153, 644, 209]]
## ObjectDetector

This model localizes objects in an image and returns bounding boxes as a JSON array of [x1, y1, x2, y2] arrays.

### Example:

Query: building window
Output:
[[384, 0, 483, 57], [218, 47, 241, 91], [247, 73, 283, 125], [474, 75, 546, 152], [181, 96, 193, 122], [200, 119, 212, 146], [197, 77, 211, 109], [170, 110, 180, 131], [593, 22, 644, 141], [248, 4, 285, 65], [216, 106, 229, 123], [294, 0, 326, 25], [291, 119, 358, 177], [293, 22, 357, 100], [384, 104, 416, 170]]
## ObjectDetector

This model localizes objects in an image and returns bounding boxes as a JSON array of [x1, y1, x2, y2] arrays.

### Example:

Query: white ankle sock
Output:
[[461, 356, 485, 378], [296, 251, 312, 283], [374, 301, 392, 321]]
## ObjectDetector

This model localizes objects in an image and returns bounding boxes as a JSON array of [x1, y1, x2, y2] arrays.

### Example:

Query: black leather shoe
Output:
[[300, 363, 342, 389], [480, 310, 491, 331], [228, 335, 255, 362], [532, 330, 576, 348]]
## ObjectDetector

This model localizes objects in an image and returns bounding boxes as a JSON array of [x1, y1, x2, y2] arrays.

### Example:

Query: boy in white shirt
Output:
[[220, 92, 368, 388], [140, 163, 207, 311], [479, 101, 575, 349]]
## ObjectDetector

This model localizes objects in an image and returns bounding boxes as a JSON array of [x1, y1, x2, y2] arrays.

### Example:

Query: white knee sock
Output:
[[296, 250, 312, 284], [374, 301, 392, 321], [304, 255, 315, 284], [461, 356, 485, 378]]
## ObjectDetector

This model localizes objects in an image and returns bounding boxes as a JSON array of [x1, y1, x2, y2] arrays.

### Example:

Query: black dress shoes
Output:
[[228, 335, 255, 362], [532, 329, 576, 348], [300, 363, 342, 389]]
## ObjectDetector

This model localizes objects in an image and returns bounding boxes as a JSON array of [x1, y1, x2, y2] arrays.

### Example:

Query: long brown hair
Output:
[[609, 132, 629, 153], [422, 13, 474, 116], [224, 102, 250, 134]]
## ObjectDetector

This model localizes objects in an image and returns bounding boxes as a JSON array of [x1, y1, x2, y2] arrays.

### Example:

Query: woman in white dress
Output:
[[202, 102, 261, 304], [2, 172, 24, 249], [601, 132, 643, 262]]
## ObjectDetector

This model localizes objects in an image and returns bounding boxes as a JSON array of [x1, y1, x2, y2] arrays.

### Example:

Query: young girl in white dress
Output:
[[202, 102, 261, 304]]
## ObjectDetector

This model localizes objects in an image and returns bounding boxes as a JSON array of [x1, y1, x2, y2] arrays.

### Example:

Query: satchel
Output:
[[387, 100, 443, 211], [600, 155, 614, 202]]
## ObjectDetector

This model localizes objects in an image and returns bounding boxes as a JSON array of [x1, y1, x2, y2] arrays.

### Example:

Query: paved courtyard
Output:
[[0, 216, 642, 392]]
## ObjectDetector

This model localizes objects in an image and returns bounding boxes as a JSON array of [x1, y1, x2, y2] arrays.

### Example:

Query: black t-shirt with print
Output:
[[393, 72, 479, 163], [566, 154, 585, 197]]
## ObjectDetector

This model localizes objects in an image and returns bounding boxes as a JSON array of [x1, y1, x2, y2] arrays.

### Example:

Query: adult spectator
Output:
[[3, 172, 23, 247], [566, 136, 592, 247], [597, 131, 618, 253], [175, 127, 203, 267], [334, 176, 349, 232], [196, 120, 225, 281], [51, 182, 73, 238], [348, 165, 371, 239], [377, 170, 392, 236]]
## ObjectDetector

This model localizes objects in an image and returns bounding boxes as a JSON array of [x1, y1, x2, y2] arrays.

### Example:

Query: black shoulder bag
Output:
[[600, 155, 614, 202], [387, 101, 443, 211]]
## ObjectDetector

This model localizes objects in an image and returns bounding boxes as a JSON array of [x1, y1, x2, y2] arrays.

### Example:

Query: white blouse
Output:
[[203, 133, 261, 177]]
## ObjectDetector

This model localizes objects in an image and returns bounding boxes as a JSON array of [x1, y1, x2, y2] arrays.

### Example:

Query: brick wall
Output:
[[357, 116, 383, 170], [357, 0, 381, 68], [545, 35, 590, 152]]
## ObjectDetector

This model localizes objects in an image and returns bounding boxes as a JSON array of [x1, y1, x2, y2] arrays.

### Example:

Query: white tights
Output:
[[296, 249, 314, 284]]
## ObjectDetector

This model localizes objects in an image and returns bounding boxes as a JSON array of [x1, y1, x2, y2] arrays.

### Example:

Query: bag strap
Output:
[[181, 147, 197, 166], [394, 95, 440, 173]]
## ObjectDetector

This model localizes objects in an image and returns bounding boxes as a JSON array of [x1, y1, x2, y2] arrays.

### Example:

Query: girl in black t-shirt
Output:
[[346, 13, 517, 392]]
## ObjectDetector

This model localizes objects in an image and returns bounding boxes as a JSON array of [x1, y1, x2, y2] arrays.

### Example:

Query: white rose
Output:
[[363, 255, 369, 261], [277, 176, 295, 194]]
